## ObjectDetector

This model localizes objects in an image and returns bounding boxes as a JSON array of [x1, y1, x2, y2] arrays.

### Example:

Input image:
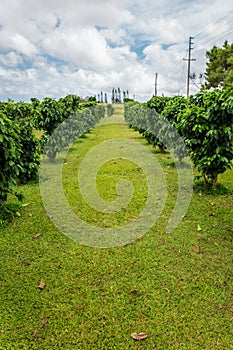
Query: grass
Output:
[[0, 104, 233, 349]]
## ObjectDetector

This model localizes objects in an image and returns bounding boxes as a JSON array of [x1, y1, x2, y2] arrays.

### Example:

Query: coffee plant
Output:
[[125, 86, 233, 186], [0, 112, 22, 212]]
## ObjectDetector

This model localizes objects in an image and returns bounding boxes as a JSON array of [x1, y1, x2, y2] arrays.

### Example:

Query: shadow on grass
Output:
[[194, 179, 233, 195]]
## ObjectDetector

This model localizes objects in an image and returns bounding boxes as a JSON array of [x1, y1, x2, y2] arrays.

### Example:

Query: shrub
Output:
[[0, 112, 22, 210], [180, 87, 233, 187]]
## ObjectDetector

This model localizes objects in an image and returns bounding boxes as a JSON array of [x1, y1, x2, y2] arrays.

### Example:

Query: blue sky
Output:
[[0, 0, 232, 102]]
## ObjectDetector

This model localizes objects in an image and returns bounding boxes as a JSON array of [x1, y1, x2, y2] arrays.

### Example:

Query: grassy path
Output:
[[0, 104, 233, 349]]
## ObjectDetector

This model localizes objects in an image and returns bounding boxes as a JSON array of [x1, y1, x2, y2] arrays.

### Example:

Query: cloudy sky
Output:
[[0, 0, 232, 102]]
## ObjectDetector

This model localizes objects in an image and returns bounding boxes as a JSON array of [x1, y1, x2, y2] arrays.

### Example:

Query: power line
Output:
[[195, 19, 233, 46], [192, 27, 233, 71], [194, 10, 233, 42], [151, 11, 233, 97], [160, 51, 187, 76]]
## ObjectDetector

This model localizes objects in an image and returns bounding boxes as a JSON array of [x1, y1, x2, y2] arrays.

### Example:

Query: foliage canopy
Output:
[[204, 41, 233, 89]]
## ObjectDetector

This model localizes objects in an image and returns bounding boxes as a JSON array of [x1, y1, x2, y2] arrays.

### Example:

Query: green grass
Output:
[[0, 105, 233, 349]]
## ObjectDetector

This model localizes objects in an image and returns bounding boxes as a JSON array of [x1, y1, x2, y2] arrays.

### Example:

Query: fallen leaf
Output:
[[38, 281, 45, 289], [21, 259, 30, 266], [33, 317, 48, 337], [197, 224, 202, 231], [33, 329, 40, 337], [165, 287, 170, 293], [42, 317, 48, 328], [33, 232, 42, 238], [131, 332, 148, 340], [130, 289, 140, 294], [193, 245, 200, 254]]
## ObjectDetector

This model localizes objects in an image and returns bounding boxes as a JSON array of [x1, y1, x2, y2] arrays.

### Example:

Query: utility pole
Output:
[[183, 37, 196, 98], [154, 73, 158, 96]]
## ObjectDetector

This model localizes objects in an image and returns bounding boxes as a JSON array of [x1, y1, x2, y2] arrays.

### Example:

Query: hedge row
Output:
[[0, 95, 106, 217], [124, 87, 233, 187]]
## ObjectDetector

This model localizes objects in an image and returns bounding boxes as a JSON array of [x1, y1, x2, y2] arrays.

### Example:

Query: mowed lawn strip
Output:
[[0, 105, 232, 349]]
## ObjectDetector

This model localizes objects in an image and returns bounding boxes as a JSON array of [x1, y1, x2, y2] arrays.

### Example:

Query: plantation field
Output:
[[0, 105, 233, 349]]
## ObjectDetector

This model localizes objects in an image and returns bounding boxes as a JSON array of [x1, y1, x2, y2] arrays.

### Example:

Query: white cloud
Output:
[[0, 0, 232, 101], [10, 33, 38, 57], [99, 28, 128, 45], [42, 27, 114, 69], [0, 51, 23, 67]]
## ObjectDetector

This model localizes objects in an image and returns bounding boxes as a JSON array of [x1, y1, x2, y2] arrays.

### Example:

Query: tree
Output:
[[204, 41, 233, 89], [104, 93, 108, 103], [88, 96, 96, 102], [0, 101, 41, 183], [179, 87, 233, 187], [0, 112, 22, 208]]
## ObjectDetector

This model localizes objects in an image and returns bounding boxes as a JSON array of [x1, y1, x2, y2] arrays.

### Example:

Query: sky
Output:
[[0, 0, 232, 102]]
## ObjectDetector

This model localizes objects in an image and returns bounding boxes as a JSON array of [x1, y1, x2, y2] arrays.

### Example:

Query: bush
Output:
[[0, 112, 22, 210], [180, 87, 233, 187], [106, 104, 114, 117], [41, 103, 105, 160], [17, 119, 41, 183], [0, 101, 41, 183]]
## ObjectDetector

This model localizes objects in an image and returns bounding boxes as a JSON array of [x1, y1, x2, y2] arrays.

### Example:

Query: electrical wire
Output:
[[132, 9, 233, 98], [164, 12, 233, 95], [195, 19, 233, 46], [194, 10, 233, 42]]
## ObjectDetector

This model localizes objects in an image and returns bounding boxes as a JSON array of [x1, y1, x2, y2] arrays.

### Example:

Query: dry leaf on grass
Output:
[[38, 281, 45, 289], [33, 329, 40, 337], [33, 232, 42, 238], [21, 259, 30, 266], [42, 317, 48, 328], [21, 203, 30, 207], [131, 332, 148, 340], [193, 244, 200, 254], [130, 289, 140, 294], [33, 317, 48, 337]]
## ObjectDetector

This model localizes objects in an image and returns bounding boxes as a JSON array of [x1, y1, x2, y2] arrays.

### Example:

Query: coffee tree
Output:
[[0, 112, 22, 211], [35, 97, 105, 159], [0, 101, 41, 183], [161, 96, 189, 161], [180, 87, 233, 187]]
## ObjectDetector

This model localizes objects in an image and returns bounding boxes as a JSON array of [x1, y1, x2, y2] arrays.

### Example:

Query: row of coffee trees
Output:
[[125, 86, 233, 188], [0, 95, 106, 221]]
